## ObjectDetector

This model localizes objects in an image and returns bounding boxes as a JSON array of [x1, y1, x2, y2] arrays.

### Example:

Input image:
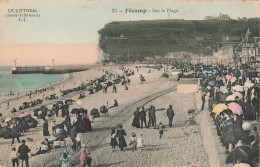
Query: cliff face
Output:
[[98, 18, 259, 62]]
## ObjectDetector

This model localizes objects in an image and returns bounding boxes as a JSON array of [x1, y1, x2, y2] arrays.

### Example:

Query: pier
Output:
[[12, 65, 90, 74]]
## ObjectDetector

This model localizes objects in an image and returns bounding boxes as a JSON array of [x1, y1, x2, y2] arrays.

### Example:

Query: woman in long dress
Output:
[[117, 124, 127, 151], [132, 108, 140, 128], [82, 110, 92, 132], [43, 119, 49, 136]]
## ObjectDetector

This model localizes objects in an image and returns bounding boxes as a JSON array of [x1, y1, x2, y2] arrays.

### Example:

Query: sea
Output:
[[0, 66, 63, 94]]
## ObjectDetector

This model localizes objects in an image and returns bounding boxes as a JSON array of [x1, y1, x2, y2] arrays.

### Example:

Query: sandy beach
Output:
[[0, 65, 209, 167]]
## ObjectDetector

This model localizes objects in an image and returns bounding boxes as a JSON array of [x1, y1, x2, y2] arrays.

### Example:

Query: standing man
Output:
[[147, 105, 153, 128], [166, 105, 174, 127], [148, 105, 156, 128], [11, 121, 20, 146], [18, 140, 30, 167], [201, 92, 206, 111], [139, 106, 147, 129], [112, 84, 117, 93]]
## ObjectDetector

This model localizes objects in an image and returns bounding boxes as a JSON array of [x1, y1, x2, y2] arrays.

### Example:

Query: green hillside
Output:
[[98, 18, 259, 62]]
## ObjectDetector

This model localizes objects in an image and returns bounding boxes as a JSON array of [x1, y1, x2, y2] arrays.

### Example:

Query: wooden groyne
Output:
[[12, 65, 90, 74]]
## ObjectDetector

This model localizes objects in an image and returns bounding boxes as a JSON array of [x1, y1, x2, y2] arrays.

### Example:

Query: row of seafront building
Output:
[[191, 28, 260, 71]]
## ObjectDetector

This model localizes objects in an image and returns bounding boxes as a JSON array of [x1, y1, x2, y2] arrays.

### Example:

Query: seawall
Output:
[[195, 91, 227, 167]]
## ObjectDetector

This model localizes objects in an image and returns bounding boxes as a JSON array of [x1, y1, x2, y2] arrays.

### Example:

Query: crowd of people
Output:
[[198, 64, 259, 166], [2, 66, 139, 167]]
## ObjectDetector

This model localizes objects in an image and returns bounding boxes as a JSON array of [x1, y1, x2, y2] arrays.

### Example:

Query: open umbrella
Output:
[[79, 108, 85, 113], [71, 108, 80, 114], [232, 85, 244, 92], [223, 128, 250, 146], [228, 102, 243, 115], [232, 69, 241, 78], [212, 69, 218, 75], [212, 104, 228, 116], [242, 122, 251, 131], [232, 92, 243, 100], [226, 74, 232, 82], [90, 108, 100, 118], [231, 77, 237, 83], [19, 111, 30, 118], [244, 82, 254, 88], [100, 105, 108, 114], [226, 95, 236, 102], [220, 86, 229, 93], [226, 145, 255, 165]]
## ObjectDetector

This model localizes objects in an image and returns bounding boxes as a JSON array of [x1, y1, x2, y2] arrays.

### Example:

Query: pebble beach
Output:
[[0, 65, 209, 167]]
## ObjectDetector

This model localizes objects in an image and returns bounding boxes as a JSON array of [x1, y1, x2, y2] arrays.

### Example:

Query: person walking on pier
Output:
[[166, 105, 174, 127]]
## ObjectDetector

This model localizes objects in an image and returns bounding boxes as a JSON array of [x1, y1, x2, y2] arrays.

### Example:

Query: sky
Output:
[[0, 0, 259, 66]]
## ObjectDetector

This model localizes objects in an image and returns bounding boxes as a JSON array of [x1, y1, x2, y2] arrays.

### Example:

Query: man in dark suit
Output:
[[166, 105, 174, 127], [148, 105, 156, 128], [139, 106, 147, 129], [18, 140, 30, 167]]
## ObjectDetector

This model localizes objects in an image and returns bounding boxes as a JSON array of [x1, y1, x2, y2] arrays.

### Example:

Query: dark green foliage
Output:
[[98, 18, 259, 62]]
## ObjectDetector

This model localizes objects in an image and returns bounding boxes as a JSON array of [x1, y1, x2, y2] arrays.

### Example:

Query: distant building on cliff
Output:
[[205, 13, 231, 20]]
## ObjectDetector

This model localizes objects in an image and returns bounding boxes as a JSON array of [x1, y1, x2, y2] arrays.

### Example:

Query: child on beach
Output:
[[10, 147, 19, 167], [86, 152, 92, 167], [129, 133, 137, 152], [136, 134, 143, 152], [110, 129, 118, 152], [158, 122, 164, 139]]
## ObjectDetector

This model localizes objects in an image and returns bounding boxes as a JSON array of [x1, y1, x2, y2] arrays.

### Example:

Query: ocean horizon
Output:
[[0, 66, 63, 94]]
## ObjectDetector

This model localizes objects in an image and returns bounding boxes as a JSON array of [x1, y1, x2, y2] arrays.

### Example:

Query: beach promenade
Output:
[[0, 65, 209, 167]]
